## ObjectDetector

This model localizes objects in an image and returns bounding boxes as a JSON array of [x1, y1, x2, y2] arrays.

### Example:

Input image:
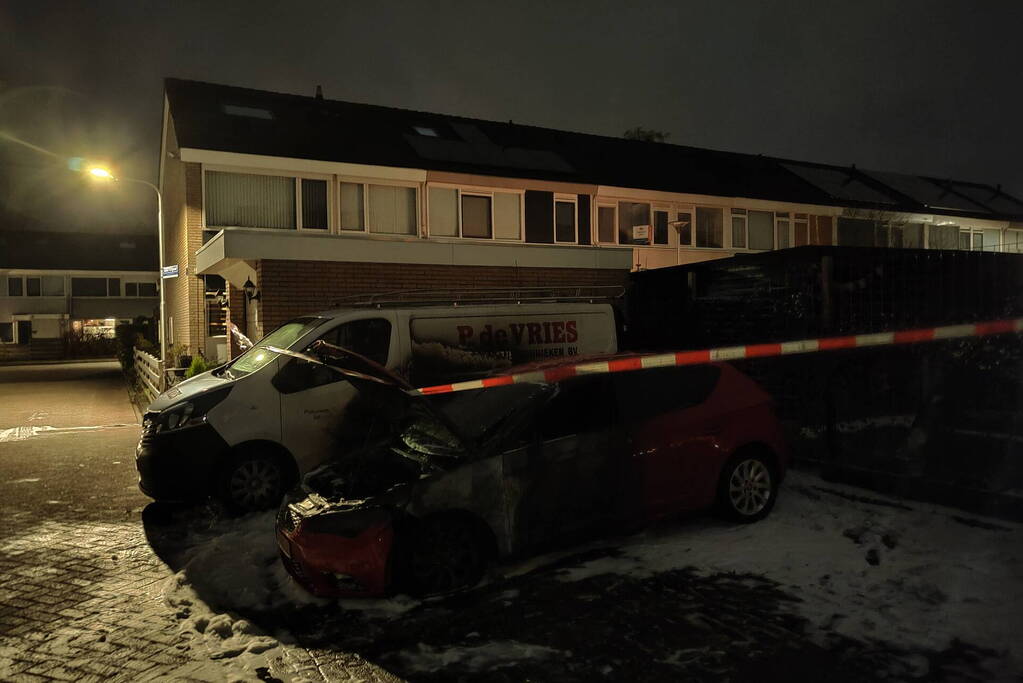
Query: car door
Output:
[[613, 365, 723, 520], [276, 315, 396, 471], [512, 375, 627, 549]]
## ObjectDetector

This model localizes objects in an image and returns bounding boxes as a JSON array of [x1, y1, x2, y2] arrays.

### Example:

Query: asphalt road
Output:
[[0, 361, 147, 535]]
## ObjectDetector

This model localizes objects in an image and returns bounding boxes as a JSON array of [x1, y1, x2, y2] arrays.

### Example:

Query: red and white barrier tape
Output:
[[411, 317, 1023, 396]]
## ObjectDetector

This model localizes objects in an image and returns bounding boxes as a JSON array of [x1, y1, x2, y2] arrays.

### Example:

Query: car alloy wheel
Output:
[[226, 456, 282, 511], [407, 517, 486, 596], [728, 458, 772, 517]]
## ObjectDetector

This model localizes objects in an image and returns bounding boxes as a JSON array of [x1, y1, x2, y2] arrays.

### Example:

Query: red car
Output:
[[276, 350, 788, 598]]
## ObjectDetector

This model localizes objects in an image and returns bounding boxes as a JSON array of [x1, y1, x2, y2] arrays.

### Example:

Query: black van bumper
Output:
[[136, 422, 230, 501]]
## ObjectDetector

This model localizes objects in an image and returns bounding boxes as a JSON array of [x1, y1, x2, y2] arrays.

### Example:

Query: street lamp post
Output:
[[87, 167, 167, 364]]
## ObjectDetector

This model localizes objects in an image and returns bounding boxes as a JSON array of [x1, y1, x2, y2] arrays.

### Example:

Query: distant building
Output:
[[160, 78, 1023, 362], [0, 230, 159, 361]]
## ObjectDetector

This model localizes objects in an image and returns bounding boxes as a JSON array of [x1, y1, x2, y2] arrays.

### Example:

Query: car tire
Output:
[[218, 448, 289, 513], [402, 515, 488, 596], [717, 450, 778, 523]]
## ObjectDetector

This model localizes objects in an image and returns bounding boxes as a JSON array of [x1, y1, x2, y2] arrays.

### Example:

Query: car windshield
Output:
[[224, 317, 327, 378]]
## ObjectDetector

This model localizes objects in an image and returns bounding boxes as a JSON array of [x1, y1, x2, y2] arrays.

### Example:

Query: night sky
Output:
[[2, 0, 1021, 234]]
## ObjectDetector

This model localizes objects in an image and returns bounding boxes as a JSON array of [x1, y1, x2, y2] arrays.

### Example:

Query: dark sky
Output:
[[2, 0, 1021, 234]]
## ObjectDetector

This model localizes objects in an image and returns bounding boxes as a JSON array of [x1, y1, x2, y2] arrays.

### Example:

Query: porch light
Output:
[[243, 278, 261, 301]]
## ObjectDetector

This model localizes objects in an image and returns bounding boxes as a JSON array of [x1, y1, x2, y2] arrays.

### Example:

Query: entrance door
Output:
[[16, 321, 31, 345]]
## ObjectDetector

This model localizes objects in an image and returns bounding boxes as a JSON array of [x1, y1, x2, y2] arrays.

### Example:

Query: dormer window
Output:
[[223, 104, 274, 120], [413, 125, 440, 137]]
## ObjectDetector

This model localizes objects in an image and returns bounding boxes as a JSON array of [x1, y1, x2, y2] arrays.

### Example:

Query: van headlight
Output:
[[156, 386, 232, 433]]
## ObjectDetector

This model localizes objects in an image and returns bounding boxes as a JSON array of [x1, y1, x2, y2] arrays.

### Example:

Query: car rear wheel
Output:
[[404, 516, 488, 596], [718, 452, 778, 523], [219, 450, 287, 512]]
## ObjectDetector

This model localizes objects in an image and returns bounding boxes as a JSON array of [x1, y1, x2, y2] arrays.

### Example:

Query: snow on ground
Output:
[[550, 469, 1023, 675], [393, 640, 567, 674], [160, 468, 1023, 679], [160, 509, 418, 680]]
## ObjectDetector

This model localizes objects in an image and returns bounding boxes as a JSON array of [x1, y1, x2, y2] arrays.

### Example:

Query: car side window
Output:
[[613, 365, 721, 423], [273, 318, 391, 394], [315, 318, 392, 366], [538, 375, 616, 441]]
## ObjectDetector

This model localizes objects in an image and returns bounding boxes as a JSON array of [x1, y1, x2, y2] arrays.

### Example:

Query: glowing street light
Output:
[[87, 166, 115, 179], [74, 160, 168, 365]]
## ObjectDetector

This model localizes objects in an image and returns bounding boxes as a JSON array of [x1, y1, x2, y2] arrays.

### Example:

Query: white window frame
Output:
[[595, 203, 618, 245], [123, 280, 159, 298], [6, 275, 24, 297], [553, 194, 578, 245], [651, 205, 673, 247], [674, 205, 695, 248], [793, 213, 809, 246], [694, 206, 726, 249], [730, 208, 748, 250], [202, 165, 334, 232], [340, 177, 421, 238], [425, 183, 525, 243], [774, 212, 793, 250], [460, 191, 496, 240]]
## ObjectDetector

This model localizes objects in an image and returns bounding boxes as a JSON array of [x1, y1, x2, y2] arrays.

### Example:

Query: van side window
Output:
[[274, 318, 392, 394], [538, 375, 616, 441], [315, 318, 392, 366]]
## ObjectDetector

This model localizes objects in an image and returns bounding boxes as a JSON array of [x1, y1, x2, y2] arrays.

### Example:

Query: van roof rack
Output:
[[330, 285, 626, 309]]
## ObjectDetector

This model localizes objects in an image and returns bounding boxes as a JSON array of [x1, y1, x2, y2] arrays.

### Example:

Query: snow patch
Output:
[[548, 469, 1023, 674], [393, 640, 567, 673]]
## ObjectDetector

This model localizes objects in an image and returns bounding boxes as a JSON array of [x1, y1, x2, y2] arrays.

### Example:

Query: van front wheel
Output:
[[219, 449, 287, 512]]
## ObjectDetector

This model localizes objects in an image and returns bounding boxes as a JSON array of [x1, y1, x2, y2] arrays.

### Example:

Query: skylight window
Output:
[[413, 125, 440, 137], [223, 104, 274, 120]]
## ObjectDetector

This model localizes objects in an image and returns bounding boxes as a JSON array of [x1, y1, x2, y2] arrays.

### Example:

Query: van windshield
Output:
[[226, 317, 327, 378]]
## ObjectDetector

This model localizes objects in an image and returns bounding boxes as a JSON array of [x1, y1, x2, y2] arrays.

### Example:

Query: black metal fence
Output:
[[627, 247, 1023, 518]]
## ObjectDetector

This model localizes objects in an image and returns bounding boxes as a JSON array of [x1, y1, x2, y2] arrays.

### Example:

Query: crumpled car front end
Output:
[[276, 492, 400, 598]]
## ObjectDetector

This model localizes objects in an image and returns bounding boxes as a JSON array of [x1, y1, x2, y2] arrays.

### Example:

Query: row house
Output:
[[160, 78, 1023, 362], [0, 231, 159, 360]]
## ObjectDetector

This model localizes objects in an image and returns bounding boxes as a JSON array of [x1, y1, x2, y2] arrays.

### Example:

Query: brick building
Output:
[[159, 78, 1023, 362]]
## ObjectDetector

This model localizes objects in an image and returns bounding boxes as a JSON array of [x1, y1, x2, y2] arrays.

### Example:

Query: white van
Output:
[[136, 298, 619, 510]]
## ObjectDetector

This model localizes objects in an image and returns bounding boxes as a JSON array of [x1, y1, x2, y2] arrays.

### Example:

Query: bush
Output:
[[114, 317, 157, 371], [185, 355, 209, 378]]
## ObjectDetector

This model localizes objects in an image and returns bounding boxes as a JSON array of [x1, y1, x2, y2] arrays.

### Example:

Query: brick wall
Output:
[[160, 114, 206, 360], [255, 260, 629, 334]]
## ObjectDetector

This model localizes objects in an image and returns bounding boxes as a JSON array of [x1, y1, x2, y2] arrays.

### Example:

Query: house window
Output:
[[775, 212, 791, 249], [983, 228, 1003, 252], [26, 277, 41, 297], [205, 275, 228, 338], [618, 202, 651, 244], [748, 211, 774, 250], [223, 104, 273, 120], [793, 213, 809, 246], [139, 282, 157, 297], [928, 224, 959, 250], [124, 282, 158, 297], [555, 199, 577, 243], [695, 207, 723, 248], [837, 218, 874, 247], [41, 276, 64, 296], [461, 194, 493, 238], [653, 209, 669, 245], [125, 282, 137, 297], [597, 206, 616, 244], [676, 211, 692, 246], [413, 125, 439, 137], [7, 277, 23, 296], [72, 277, 110, 296], [429, 187, 459, 237], [340, 182, 365, 231], [494, 193, 521, 240], [108, 278, 120, 296], [0, 322, 12, 343], [368, 185, 417, 235], [1005, 230, 1023, 253], [300, 179, 329, 230], [730, 209, 747, 249], [206, 171, 296, 229]]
